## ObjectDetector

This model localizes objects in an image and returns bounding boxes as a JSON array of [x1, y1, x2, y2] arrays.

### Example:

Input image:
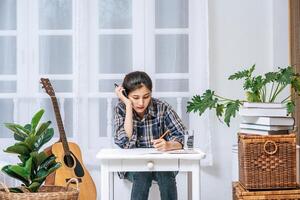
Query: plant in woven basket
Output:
[[187, 65, 300, 126], [1, 109, 61, 193]]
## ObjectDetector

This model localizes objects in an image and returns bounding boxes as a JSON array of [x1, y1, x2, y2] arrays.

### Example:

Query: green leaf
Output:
[[228, 64, 255, 80], [243, 76, 264, 94], [286, 101, 295, 114], [18, 155, 30, 163], [245, 91, 261, 102], [4, 165, 30, 184], [187, 90, 218, 115], [34, 168, 48, 182], [1, 165, 30, 186], [277, 66, 294, 85], [31, 109, 45, 134], [264, 72, 278, 83], [9, 187, 24, 193], [40, 155, 57, 169], [291, 77, 300, 93], [248, 64, 256, 74], [30, 151, 48, 170], [24, 124, 32, 132], [13, 133, 26, 142], [26, 182, 42, 193], [224, 100, 241, 126], [35, 121, 51, 137], [4, 123, 29, 140], [23, 136, 37, 151], [33, 162, 61, 183], [252, 76, 264, 92], [243, 79, 252, 90], [5, 157, 33, 183], [24, 157, 32, 175], [4, 142, 31, 155], [187, 89, 242, 126], [34, 128, 54, 150], [47, 162, 61, 173], [4, 123, 30, 135], [216, 104, 224, 118]]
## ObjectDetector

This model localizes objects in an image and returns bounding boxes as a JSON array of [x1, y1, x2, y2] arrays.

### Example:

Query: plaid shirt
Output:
[[114, 98, 185, 149]]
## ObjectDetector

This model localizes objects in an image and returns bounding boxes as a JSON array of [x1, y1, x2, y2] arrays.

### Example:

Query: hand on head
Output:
[[114, 85, 132, 106]]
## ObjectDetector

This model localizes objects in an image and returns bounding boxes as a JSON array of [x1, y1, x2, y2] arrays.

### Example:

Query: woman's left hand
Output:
[[152, 139, 182, 151]]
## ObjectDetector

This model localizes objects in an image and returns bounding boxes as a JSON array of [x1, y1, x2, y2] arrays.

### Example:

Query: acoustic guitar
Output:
[[41, 78, 97, 200]]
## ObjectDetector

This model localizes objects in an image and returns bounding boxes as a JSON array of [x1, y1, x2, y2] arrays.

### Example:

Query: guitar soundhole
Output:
[[64, 154, 75, 167]]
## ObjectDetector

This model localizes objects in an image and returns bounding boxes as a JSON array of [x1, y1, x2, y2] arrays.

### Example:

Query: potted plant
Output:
[[187, 65, 300, 126], [0, 109, 79, 200]]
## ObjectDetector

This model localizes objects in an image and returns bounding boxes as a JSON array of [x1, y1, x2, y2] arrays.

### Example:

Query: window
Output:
[[0, 0, 210, 166], [87, 0, 210, 161]]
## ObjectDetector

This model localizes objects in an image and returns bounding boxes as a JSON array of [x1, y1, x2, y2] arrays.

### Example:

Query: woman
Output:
[[114, 71, 186, 200]]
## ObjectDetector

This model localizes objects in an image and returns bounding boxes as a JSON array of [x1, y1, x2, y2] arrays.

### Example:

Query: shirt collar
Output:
[[147, 99, 156, 118]]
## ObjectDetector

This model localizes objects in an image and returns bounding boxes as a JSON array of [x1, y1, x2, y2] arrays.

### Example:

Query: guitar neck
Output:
[[51, 96, 70, 154]]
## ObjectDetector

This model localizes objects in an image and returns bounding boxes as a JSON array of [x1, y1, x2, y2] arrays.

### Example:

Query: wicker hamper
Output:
[[0, 178, 79, 200], [233, 181, 300, 200], [238, 133, 297, 190]]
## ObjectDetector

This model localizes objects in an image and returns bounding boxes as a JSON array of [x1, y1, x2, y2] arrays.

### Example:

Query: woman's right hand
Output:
[[115, 85, 132, 106]]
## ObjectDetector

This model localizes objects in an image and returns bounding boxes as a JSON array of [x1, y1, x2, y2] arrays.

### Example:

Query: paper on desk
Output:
[[101, 148, 200, 156], [148, 149, 199, 154]]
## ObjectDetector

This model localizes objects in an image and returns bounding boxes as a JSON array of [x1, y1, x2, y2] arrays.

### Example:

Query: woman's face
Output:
[[128, 84, 152, 117]]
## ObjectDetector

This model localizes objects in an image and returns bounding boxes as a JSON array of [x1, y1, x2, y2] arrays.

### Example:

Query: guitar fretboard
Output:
[[51, 96, 70, 155]]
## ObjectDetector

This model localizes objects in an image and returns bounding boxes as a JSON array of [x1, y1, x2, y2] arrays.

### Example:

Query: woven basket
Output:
[[238, 133, 297, 190], [233, 181, 300, 200], [0, 178, 79, 200]]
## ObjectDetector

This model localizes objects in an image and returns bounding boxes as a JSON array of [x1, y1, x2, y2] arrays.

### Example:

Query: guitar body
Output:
[[48, 142, 97, 200]]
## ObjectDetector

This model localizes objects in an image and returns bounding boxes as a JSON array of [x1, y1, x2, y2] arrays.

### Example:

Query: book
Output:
[[241, 116, 294, 126], [243, 102, 286, 108], [239, 128, 289, 135], [239, 107, 288, 117], [240, 123, 293, 131]]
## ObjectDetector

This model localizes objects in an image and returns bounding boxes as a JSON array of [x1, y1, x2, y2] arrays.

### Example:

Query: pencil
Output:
[[159, 130, 171, 139]]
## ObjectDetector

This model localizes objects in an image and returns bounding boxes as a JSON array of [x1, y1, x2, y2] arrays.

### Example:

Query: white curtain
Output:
[[0, 1, 211, 195], [0, 0, 17, 139]]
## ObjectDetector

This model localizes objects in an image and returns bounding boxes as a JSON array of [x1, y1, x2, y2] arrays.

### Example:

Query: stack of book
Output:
[[239, 102, 294, 135]]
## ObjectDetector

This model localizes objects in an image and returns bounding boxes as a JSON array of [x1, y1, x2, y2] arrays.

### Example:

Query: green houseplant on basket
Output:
[[1, 109, 61, 193], [0, 109, 79, 200], [187, 65, 300, 126]]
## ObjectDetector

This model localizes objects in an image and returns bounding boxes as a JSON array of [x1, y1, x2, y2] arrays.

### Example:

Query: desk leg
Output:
[[110, 172, 114, 200], [101, 163, 110, 200], [192, 163, 200, 200]]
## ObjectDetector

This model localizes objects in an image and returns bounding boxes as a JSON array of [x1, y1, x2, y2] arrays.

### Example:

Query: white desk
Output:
[[96, 148, 205, 200]]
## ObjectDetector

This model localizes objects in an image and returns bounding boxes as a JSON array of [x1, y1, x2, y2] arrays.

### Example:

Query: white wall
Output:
[[203, 0, 288, 199]]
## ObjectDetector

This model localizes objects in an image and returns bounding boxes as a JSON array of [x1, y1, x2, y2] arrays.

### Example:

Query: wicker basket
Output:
[[233, 181, 300, 200], [0, 178, 79, 200], [238, 133, 297, 190]]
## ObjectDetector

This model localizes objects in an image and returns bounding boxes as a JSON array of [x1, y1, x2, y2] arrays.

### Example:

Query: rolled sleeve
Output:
[[114, 105, 137, 149], [164, 106, 185, 146]]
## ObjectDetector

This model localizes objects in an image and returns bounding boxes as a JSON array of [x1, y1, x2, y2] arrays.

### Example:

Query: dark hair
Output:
[[122, 71, 152, 94]]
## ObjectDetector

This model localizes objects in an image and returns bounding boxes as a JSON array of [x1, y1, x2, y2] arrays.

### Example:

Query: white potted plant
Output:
[[187, 65, 300, 126]]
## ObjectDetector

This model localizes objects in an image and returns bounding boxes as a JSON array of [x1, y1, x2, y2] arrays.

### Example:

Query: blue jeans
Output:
[[125, 171, 178, 200]]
